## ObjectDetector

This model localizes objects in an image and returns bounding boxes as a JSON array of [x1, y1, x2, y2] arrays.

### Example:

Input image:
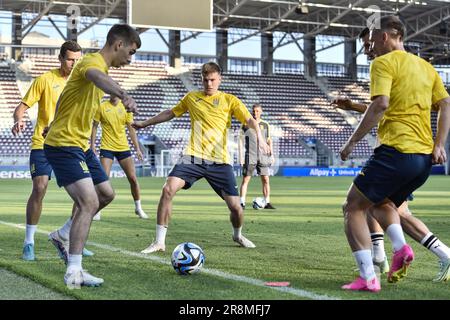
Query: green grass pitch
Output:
[[0, 176, 449, 300]]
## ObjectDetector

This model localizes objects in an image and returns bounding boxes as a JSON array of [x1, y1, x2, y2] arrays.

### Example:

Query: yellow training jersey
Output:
[[44, 52, 108, 151], [22, 69, 66, 149], [370, 50, 449, 154], [94, 100, 133, 151], [172, 90, 251, 164]]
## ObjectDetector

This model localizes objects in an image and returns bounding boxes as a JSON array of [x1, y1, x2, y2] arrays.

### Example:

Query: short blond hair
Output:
[[201, 61, 222, 77]]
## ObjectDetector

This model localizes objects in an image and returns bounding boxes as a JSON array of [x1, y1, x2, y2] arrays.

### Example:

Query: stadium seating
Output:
[[0, 55, 443, 165], [191, 70, 373, 157], [0, 65, 32, 159]]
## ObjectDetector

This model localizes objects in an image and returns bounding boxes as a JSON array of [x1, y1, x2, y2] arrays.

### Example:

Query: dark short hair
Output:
[[372, 15, 405, 40], [252, 104, 262, 110], [59, 40, 81, 58], [358, 27, 370, 39], [201, 61, 222, 77], [106, 24, 141, 48]]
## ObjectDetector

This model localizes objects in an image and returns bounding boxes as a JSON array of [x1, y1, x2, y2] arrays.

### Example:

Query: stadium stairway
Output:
[[311, 75, 377, 150]]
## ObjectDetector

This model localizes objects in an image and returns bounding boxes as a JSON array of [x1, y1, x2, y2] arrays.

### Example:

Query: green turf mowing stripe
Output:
[[0, 220, 339, 300], [0, 268, 72, 300]]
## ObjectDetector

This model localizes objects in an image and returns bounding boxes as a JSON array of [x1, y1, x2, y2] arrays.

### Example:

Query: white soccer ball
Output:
[[252, 197, 266, 210], [171, 242, 205, 275]]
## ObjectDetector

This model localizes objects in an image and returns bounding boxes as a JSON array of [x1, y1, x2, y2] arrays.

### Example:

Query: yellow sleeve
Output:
[[93, 105, 102, 122], [79, 58, 106, 80], [231, 96, 251, 124], [126, 112, 133, 124], [432, 71, 450, 104], [172, 95, 188, 117], [22, 75, 45, 108], [370, 58, 393, 99]]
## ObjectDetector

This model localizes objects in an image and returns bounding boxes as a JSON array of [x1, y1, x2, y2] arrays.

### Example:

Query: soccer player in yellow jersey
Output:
[[340, 16, 450, 292], [11, 41, 83, 261], [332, 28, 450, 283], [91, 95, 148, 220], [44, 24, 140, 288], [133, 62, 270, 253]]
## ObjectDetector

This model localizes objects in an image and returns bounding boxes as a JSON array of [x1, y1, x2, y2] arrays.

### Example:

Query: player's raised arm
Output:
[[132, 109, 176, 129], [85, 69, 137, 114], [331, 97, 368, 113], [340, 95, 389, 161]]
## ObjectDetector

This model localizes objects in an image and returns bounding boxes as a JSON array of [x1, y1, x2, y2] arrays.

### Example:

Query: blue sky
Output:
[[0, 11, 368, 65]]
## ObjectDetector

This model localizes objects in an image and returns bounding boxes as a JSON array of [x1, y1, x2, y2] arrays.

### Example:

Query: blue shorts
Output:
[[169, 156, 239, 199], [100, 149, 132, 161], [29, 149, 52, 179], [354, 145, 431, 207], [44, 145, 109, 188]]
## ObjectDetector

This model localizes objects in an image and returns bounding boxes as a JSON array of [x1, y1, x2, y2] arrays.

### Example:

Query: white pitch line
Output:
[[0, 220, 339, 300]]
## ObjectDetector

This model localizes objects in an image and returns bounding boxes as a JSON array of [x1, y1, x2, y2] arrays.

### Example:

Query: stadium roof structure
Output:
[[1, 0, 449, 63]]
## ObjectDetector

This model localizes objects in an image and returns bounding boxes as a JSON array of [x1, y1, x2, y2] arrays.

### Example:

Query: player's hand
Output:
[[340, 140, 356, 161], [11, 120, 25, 136], [122, 94, 138, 114], [131, 121, 147, 129], [432, 144, 447, 164], [136, 149, 144, 161], [42, 126, 50, 138], [331, 97, 353, 110], [91, 147, 98, 156]]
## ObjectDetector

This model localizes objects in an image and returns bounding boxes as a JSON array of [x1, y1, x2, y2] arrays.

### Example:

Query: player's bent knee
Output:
[[127, 174, 138, 185], [101, 189, 115, 206], [32, 183, 48, 197], [161, 185, 177, 200], [79, 196, 100, 214], [229, 205, 242, 216]]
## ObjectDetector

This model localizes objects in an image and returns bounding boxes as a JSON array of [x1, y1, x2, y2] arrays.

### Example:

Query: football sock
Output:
[[264, 196, 270, 204], [386, 224, 406, 252], [353, 249, 376, 280], [24, 224, 37, 245], [67, 254, 82, 272], [233, 227, 242, 239], [370, 232, 386, 262], [135, 200, 142, 211], [155, 224, 167, 244], [240, 197, 245, 205], [59, 218, 72, 241], [421, 232, 450, 261]]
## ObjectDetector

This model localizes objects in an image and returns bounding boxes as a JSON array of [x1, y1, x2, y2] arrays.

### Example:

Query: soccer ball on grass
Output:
[[171, 242, 205, 275], [252, 197, 266, 210]]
